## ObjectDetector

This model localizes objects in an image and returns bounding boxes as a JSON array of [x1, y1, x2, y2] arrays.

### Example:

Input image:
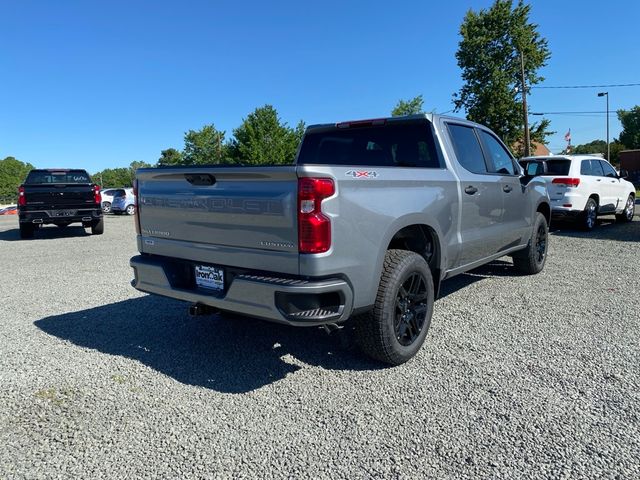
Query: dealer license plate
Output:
[[54, 210, 77, 217], [194, 265, 224, 291]]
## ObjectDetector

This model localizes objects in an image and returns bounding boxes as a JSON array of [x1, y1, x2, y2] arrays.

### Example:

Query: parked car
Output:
[[130, 114, 551, 365], [519, 155, 636, 230], [110, 188, 136, 215], [17, 169, 103, 238], [100, 188, 119, 213], [0, 206, 18, 215]]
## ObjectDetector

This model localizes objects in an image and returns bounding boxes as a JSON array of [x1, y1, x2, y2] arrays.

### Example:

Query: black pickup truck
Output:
[[18, 169, 104, 239]]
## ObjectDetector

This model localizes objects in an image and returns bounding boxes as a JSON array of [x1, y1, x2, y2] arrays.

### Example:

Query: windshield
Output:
[[297, 121, 442, 168], [25, 170, 91, 184]]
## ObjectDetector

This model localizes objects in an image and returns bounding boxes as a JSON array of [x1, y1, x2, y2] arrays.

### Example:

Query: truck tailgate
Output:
[[136, 166, 300, 273], [23, 184, 95, 210]]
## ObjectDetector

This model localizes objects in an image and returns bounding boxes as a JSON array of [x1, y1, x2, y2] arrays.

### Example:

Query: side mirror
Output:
[[619, 169, 629, 179]]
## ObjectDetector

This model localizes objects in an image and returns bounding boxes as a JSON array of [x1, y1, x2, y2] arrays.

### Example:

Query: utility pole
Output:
[[520, 50, 531, 157], [598, 92, 610, 161]]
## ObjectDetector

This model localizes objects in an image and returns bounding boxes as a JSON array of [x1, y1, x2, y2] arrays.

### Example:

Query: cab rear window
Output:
[[25, 170, 91, 184], [297, 121, 442, 168]]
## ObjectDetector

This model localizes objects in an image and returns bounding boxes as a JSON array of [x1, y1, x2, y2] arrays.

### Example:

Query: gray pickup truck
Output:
[[130, 114, 550, 365]]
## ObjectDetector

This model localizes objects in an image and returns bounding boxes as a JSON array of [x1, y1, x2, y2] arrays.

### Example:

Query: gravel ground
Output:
[[1, 213, 639, 479]]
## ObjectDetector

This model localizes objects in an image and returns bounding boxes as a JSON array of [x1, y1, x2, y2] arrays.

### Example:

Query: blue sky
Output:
[[1, 0, 639, 172]]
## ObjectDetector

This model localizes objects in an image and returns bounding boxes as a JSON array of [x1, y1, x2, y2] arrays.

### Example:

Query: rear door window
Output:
[[581, 159, 604, 176], [447, 124, 488, 174], [591, 160, 604, 176], [297, 121, 442, 168], [580, 160, 594, 175], [478, 130, 516, 175]]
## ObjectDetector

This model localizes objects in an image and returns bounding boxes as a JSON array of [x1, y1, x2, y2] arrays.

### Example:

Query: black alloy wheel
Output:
[[394, 272, 429, 346]]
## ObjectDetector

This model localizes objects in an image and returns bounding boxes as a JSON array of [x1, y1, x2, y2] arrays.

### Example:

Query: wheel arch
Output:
[[378, 219, 445, 299], [536, 201, 551, 224]]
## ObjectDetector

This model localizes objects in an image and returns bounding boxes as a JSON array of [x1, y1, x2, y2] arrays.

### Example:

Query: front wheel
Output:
[[354, 249, 434, 366], [102, 202, 111, 213], [512, 212, 548, 275], [616, 195, 635, 223]]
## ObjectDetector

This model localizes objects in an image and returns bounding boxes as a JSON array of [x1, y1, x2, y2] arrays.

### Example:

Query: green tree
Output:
[[92, 168, 134, 187], [391, 95, 425, 116], [230, 105, 305, 165], [0, 156, 34, 202], [157, 148, 184, 167], [618, 106, 640, 149], [183, 124, 229, 165], [453, 0, 552, 149], [130, 160, 151, 171]]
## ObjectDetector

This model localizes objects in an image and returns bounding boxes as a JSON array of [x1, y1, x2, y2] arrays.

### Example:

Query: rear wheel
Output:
[[91, 217, 104, 235], [354, 249, 434, 366], [19, 223, 34, 239], [512, 212, 548, 275], [581, 197, 598, 231], [616, 195, 635, 223], [126, 204, 135, 215]]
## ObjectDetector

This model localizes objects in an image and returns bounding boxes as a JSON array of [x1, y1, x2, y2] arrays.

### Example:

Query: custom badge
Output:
[[345, 170, 379, 178]]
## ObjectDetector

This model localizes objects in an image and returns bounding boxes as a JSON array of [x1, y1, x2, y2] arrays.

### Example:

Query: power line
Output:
[[531, 82, 640, 89], [531, 111, 614, 115]]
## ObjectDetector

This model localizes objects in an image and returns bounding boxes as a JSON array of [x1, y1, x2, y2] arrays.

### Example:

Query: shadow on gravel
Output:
[[550, 217, 639, 242], [438, 260, 516, 299], [0, 225, 90, 241], [35, 295, 380, 394]]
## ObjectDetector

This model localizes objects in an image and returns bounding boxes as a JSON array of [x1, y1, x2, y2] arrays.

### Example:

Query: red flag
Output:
[[564, 129, 571, 142]]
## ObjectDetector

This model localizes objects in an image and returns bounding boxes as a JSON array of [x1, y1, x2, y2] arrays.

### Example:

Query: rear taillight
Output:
[[133, 179, 141, 234], [18, 186, 26, 206], [298, 177, 335, 254], [93, 185, 101, 204], [552, 177, 580, 187]]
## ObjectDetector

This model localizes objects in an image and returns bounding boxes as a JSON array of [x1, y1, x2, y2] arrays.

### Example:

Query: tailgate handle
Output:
[[184, 174, 216, 186]]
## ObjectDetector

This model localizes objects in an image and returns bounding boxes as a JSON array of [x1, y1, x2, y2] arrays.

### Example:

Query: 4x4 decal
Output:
[[345, 170, 379, 178]]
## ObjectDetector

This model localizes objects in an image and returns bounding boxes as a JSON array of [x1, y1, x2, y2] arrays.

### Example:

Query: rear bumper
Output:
[[550, 207, 583, 219], [19, 208, 102, 225], [129, 254, 354, 326]]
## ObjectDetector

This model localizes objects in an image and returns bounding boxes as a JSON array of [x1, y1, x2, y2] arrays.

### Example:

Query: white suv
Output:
[[520, 155, 636, 230]]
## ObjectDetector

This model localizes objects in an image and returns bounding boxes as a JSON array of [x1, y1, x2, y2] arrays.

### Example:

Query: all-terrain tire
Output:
[[512, 212, 548, 275], [91, 217, 104, 235], [354, 249, 434, 366], [19, 223, 34, 239]]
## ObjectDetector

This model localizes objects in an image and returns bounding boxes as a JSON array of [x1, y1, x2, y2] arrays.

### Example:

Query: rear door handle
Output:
[[503, 185, 513, 193], [464, 186, 478, 195]]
